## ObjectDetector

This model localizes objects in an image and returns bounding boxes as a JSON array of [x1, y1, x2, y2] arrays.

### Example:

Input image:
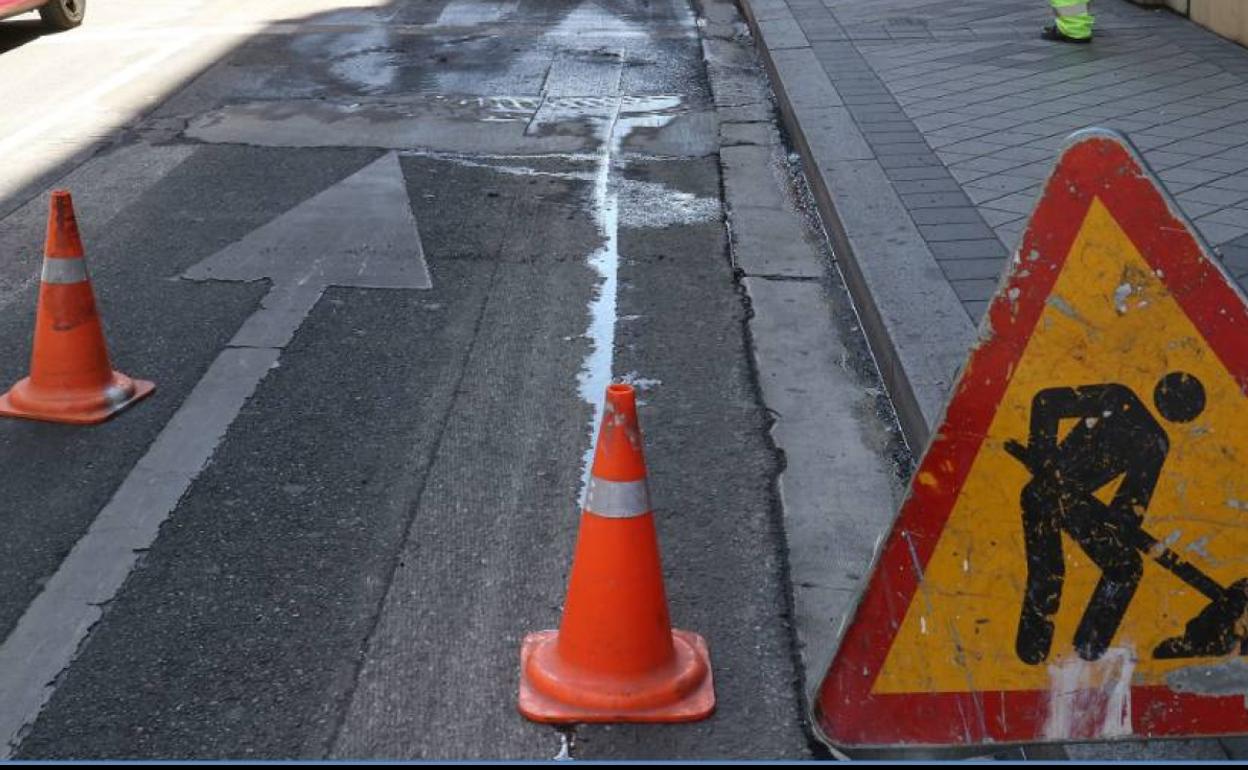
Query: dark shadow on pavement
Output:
[[0, 19, 49, 55]]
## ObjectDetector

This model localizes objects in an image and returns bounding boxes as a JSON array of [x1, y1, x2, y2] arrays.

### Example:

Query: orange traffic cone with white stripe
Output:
[[519, 383, 715, 723], [0, 190, 153, 424]]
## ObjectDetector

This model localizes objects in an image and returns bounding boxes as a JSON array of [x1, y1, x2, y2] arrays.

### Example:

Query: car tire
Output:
[[38, 0, 84, 30]]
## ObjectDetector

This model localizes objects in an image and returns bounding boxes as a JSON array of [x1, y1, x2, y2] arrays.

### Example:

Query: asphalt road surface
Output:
[[0, 0, 819, 759]]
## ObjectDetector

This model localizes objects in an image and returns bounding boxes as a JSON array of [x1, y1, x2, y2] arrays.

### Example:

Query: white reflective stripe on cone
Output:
[[1054, 3, 1089, 16], [584, 477, 651, 519], [41, 257, 88, 285]]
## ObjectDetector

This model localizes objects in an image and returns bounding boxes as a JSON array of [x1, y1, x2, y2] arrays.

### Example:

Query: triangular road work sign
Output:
[[815, 130, 1248, 750]]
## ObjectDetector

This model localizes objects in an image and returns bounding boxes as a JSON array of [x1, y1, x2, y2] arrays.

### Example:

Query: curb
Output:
[[731, 0, 978, 450]]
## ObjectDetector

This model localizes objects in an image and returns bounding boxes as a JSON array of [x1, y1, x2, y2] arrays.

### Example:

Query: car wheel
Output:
[[38, 0, 85, 31]]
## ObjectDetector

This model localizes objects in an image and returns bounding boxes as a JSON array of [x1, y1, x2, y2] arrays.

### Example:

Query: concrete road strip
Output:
[[0, 152, 430, 756]]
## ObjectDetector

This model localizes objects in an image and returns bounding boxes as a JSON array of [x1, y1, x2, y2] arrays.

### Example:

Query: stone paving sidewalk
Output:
[[740, 0, 1248, 446], [732, 0, 1248, 760]]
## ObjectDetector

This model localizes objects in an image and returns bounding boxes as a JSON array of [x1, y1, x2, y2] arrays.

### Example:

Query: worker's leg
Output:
[[1051, 0, 1094, 41], [1066, 509, 1142, 661], [1018, 482, 1064, 665]]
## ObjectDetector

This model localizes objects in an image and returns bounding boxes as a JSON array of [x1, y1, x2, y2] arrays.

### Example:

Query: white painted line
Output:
[[0, 347, 278, 757], [575, 96, 684, 501], [0, 153, 429, 755]]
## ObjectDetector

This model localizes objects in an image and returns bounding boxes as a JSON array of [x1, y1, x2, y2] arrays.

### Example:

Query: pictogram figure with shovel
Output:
[[1006, 371, 1248, 664]]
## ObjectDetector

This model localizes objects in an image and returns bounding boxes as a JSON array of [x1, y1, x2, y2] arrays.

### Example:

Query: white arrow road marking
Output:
[[0, 151, 429, 756]]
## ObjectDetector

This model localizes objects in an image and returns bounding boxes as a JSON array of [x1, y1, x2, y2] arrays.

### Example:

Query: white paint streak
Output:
[[619, 371, 662, 390], [1043, 648, 1135, 741], [553, 731, 573, 761], [575, 96, 683, 498]]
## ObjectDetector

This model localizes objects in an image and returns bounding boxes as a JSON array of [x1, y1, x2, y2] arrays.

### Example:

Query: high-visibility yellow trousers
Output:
[[1051, 0, 1094, 39]]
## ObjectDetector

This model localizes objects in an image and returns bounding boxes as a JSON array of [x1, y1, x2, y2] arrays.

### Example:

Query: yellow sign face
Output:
[[815, 130, 1248, 750], [874, 198, 1248, 694]]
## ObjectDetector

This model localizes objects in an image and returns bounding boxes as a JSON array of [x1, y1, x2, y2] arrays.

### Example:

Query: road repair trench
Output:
[[0, 0, 811, 759]]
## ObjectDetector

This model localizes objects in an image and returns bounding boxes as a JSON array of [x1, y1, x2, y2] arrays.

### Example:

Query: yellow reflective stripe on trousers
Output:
[[1054, 3, 1089, 17], [584, 477, 651, 518], [41, 257, 88, 285]]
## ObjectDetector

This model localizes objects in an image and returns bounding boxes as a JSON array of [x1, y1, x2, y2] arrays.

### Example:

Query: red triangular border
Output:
[[814, 130, 1248, 749]]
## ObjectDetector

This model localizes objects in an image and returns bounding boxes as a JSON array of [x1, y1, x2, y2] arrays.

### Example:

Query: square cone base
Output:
[[517, 629, 716, 724], [0, 378, 154, 425]]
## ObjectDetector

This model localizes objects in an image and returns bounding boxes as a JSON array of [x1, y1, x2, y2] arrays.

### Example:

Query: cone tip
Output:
[[46, 189, 84, 258], [606, 382, 635, 410]]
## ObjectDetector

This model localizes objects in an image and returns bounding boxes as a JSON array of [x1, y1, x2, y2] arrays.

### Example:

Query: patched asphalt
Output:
[[3, 0, 813, 759]]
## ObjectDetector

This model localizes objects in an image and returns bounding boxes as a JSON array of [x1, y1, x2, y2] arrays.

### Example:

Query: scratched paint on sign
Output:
[[874, 198, 1248, 694], [813, 130, 1248, 750]]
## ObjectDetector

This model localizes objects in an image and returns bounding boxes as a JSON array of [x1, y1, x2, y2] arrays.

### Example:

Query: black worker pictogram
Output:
[[1006, 372, 1209, 664]]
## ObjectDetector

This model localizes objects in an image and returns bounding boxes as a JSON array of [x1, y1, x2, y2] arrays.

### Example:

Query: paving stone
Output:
[[1178, 186, 1248, 207], [985, 144, 1056, 163], [901, 191, 974, 209], [758, 17, 810, 50], [981, 189, 1040, 215], [868, 140, 935, 156], [953, 155, 1029, 174], [863, 130, 927, 145], [940, 257, 1008, 281], [1209, 175, 1248, 193], [938, 139, 1013, 157], [928, 239, 1009, 260], [842, 92, 898, 106], [721, 145, 788, 211], [908, 207, 988, 226], [936, 150, 977, 165], [858, 119, 923, 133], [964, 300, 990, 321], [978, 207, 1026, 228], [963, 185, 1012, 205], [799, 106, 875, 161], [1198, 206, 1248, 229], [1186, 156, 1248, 174], [949, 165, 995, 184], [925, 125, 995, 146], [1140, 150, 1201, 171], [918, 222, 998, 242], [949, 277, 998, 302], [770, 48, 844, 109], [717, 101, 777, 123], [729, 206, 826, 278], [891, 177, 964, 194], [885, 166, 957, 181], [1196, 220, 1248, 245], [793, 13, 846, 42], [963, 173, 1037, 196], [994, 222, 1026, 250], [1166, 138, 1233, 157], [1213, 144, 1248, 162], [1172, 200, 1223, 220], [1159, 166, 1227, 186], [878, 152, 943, 169]]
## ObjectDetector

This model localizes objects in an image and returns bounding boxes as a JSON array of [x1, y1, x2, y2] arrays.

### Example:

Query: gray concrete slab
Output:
[[744, 276, 903, 695]]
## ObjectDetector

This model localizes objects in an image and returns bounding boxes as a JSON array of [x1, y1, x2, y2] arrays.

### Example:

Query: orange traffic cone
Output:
[[519, 383, 715, 723], [0, 190, 153, 424]]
